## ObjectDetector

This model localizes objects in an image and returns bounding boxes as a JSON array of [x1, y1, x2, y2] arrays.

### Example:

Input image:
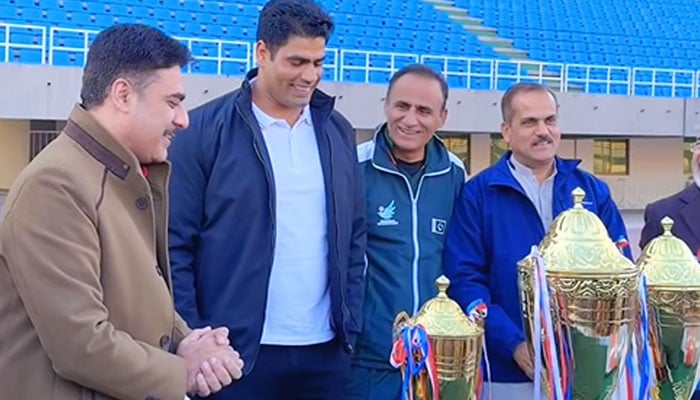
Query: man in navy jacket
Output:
[[639, 137, 700, 400], [345, 65, 466, 400], [443, 83, 632, 400], [167, 1, 367, 399], [639, 137, 700, 254]]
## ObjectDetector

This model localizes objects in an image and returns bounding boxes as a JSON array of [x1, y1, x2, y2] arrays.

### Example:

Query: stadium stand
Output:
[[1, 0, 700, 97]]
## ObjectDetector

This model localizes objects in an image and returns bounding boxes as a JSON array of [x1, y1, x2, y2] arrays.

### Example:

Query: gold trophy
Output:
[[638, 217, 700, 399], [518, 188, 640, 400], [391, 275, 485, 400]]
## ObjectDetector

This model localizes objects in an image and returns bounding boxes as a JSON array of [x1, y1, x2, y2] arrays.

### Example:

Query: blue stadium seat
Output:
[[343, 69, 366, 83], [4, 0, 700, 98], [11, 47, 43, 64]]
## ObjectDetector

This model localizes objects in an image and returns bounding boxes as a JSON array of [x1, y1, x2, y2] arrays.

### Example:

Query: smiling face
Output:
[[384, 73, 448, 163], [124, 66, 189, 163], [254, 35, 326, 121], [501, 89, 561, 170]]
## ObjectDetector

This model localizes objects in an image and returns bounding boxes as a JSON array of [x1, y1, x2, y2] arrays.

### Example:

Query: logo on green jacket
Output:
[[377, 200, 398, 226]]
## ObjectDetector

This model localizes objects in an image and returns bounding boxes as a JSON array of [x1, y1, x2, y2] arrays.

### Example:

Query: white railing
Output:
[[176, 36, 250, 76], [564, 64, 633, 96], [49, 26, 95, 66], [340, 49, 419, 84], [1, 23, 46, 64], [631, 67, 697, 98], [5, 23, 700, 98], [420, 56, 493, 90]]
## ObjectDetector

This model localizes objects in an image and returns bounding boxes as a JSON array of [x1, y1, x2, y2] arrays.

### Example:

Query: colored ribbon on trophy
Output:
[[390, 323, 440, 400], [620, 275, 655, 400], [466, 299, 491, 400], [615, 235, 630, 253], [637, 276, 655, 400], [530, 246, 567, 400]]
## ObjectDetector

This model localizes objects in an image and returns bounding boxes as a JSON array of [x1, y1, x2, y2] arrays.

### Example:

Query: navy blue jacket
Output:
[[353, 127, 466, 369], [640, 184, 700, 253], [443, 152, 631, 383], [167, 69, 367, 376]]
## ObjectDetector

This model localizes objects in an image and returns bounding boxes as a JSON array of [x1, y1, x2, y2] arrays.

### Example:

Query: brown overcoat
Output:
[[0, 105, 192, 400]]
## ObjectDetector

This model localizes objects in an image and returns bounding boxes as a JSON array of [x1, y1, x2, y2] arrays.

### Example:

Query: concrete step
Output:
[[422, 0, 454, 5], [420, 0, 534, 64], [494, 47, 530, 58], [463, 25, 498, 35], [479, 36, 513, 46], [434, 4, 463, 14], [467, 28, 499, 37], [448, 15, 483, 25]]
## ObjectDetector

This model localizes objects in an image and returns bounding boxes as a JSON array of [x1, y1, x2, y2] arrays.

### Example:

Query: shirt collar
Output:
[[251, 101, 312, 129], [250, 78, 312, 129], [508, 154, 557, 182]]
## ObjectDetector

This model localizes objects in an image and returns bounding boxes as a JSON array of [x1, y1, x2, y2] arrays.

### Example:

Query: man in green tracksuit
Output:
[[345, 64, 467, 400]]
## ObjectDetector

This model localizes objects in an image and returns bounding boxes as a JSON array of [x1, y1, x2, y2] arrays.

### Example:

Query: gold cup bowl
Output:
[[518, 188, 640, 400], [638, 217, 700, 400], [393, 275, 484, 400]]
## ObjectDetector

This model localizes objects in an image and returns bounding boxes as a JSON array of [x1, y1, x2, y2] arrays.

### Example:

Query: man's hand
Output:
[[177, 327, 244, 396], [513, 341, 534, 380]]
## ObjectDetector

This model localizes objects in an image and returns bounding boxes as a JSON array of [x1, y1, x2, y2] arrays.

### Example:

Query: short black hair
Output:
[[256, 0, 334, 56], [501, 83, 559, 123], [386, 64, 449, 109], [80, 24, 191, 109]]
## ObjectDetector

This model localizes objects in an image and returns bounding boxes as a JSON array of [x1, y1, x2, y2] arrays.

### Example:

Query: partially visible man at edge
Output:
[[0, 24, 242, 400]]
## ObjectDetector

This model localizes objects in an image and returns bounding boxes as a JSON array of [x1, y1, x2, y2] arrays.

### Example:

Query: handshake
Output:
[[176, 326, 244, 397]]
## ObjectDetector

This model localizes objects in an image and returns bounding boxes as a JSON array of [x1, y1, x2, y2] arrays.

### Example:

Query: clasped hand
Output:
[[177, 326, 244, 397]]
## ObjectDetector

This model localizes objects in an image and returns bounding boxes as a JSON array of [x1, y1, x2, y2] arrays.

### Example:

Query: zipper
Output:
[[236, 104, 276, 371], [371, 161, 450, 315]]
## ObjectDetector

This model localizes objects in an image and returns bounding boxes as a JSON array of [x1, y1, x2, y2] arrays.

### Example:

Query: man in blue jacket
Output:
[[167, 1, 367, 399], [345, 64, 466, 400], [443, 83, 632, 400]]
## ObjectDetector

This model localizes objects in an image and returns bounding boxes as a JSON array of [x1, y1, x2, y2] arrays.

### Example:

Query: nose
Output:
[[402, 108, 418, 126], [533, 119, 548, 134], [173, 104, 189, 130], [301, 63, 321, 83]]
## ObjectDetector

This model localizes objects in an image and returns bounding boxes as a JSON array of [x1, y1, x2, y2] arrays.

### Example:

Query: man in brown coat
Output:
[[0, 24, 243, 400]]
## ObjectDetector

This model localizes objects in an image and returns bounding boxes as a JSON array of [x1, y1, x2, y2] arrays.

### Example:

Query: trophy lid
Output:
[[414, 275, 483, 337], [638, 217, 700, 288], [538, 187, 637, 274]]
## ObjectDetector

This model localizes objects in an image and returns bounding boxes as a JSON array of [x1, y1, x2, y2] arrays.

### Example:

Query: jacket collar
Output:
[[488, 151, 581, 190], [64, 105, 137, 180], [370, 123, 453, 175], [679, 183, 700, 205], [237, 68, 336, 122], [64, 105, 170, 184]]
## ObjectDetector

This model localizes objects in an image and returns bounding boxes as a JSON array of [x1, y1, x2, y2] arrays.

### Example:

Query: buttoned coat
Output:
[[640, 183, 700, 255], [0, 105, 191, 400]]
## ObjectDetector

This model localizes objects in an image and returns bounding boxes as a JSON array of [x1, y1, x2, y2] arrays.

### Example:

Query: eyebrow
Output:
[[521, 114, 556, 122], [288, 55, 325, 63], [395, 101, 434, 112], [168, 93, 186, 102]]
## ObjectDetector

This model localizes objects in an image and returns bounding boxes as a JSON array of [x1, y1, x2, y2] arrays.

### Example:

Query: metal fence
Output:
[[2, 22, 700, 97]]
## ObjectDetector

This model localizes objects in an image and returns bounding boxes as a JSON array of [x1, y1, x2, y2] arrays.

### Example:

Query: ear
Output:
[[255, 40, 269, 68], [500, 121, 512, 144], [437, 108, 448, 129], [108, 77, 135, 114]]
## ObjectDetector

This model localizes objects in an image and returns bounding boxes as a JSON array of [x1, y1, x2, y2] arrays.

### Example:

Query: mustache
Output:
[[533, 134, 553, 144]]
